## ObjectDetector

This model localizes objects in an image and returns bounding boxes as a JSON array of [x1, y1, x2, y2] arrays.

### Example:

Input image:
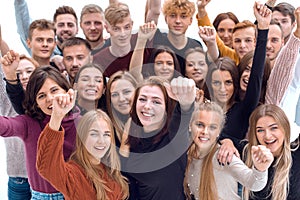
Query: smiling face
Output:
[[55, 14, 78, 42], [80, 12, 105, 43], [154, 52, 175, 81], [84, 118, 111, 164], [16, 59, 36, 90], [256, 116, 285, 157], [110, 79, 135, 115], [136, 85, 166, 132], [266, 24, 284, 63], [185, 51, 208, 84], [36, 78, 67, 116], [217, 18, 236, 48], [211, 70, 234, 106], [239, 61, 252, 92], [74, 67, 104, 103], [190, 110, 222, 156]]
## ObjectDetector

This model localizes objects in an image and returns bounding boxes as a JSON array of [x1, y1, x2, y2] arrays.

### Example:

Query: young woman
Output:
[[238, 50, 272, 104], [212, 12, 239, 48], [73, 63, 107, 114], [106, 70, 137, 145], [36, 94, 129, 199], [243, 104, 299, 200], [0, 65, 79, 199], [120, 76, 196, 200], [184, 102, 273, 200]]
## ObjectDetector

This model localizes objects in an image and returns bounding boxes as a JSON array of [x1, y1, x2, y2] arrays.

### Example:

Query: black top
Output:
[[220, 29, 268, 142], [121, 103, 194, 200], [153, 29, 203, 75]]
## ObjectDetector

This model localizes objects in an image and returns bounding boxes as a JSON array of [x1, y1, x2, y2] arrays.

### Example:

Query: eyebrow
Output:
[[256, 123, 277, 129]]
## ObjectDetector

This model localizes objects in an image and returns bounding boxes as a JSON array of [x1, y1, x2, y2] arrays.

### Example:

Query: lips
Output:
[[198, 136, 209, 142], [85, 89, 98, 95]]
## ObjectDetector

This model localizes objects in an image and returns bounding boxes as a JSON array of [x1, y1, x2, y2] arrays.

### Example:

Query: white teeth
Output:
[[265, 140, 276, 144], [198, 137, 209, 141], [143, 112, 152, 117], [95, 146, 105, 150]]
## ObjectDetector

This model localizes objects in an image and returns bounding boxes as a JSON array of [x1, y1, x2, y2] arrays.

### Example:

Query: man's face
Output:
[[80, 13, 105, 43], [106, 15, 133, 48], [266, 24, 284, 62], [232, 27, 256, 59], [272, 11, 295, 40], [27, 29, 56, 60], [63, 44, 91, 79], [165, 11, 192, 35], [55, 14, 78, 43]]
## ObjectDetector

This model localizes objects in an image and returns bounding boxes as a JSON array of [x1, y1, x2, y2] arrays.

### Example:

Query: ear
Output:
[[189, 16, 193, 25], [26, 39, 31, 48]]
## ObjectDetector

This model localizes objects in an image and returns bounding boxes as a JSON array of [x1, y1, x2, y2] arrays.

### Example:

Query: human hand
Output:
[[254, 1, 272, 30], [166, 76, 196, 111], [138, 20, 157, 41], [251, 145, 274, 172], [49, 89, 76, 130], [198, 26, 216, 45], [196, 0, 211, 10], [217, 138, 240, 165], [0, 50, 20, 80]]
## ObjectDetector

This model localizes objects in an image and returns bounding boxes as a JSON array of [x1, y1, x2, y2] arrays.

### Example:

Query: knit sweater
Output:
[[37, 124, 123, 200], [0, 109, 80, 193]]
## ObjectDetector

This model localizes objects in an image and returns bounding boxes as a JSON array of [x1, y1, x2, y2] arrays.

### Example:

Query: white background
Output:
[[0, 0, 298, 199]]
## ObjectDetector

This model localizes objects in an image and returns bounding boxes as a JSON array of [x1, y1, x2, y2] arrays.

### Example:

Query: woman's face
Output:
[[217, 18, 236, 48], [255, 116, 285, 157], [16, 59, 36, 90], [239, 61, 252, 92], [154, 52, 175, 81], [74, 67, 105, 102], [110, 79, 135, 115], [211, 70, 234, 105], [36, 78, 67, 116], [136, 85, 166, 132], [190, 110, 222, 156], [185, 51, 208, 84], [85, 118, 111, 164]]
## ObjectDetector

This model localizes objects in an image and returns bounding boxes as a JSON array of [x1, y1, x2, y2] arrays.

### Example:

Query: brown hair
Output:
[[28, 19, 55, 41], [213, 12, 239, 30], [53, 5, 78, 24], [233, 20, 257, 36], [80, 4, 104, 22], [70, 109, 129, 200], [105, 2, 131, 26], [273, 2, 295, 24]]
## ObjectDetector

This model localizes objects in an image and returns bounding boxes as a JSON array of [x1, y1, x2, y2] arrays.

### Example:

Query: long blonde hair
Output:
[[243, 104, 291, 200], [184, 102, 225, 200], [70, 109, 129, 200]]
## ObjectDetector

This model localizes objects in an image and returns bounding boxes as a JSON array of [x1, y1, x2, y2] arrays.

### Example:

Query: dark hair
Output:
[[213, 12, 239, 30], [23, 66, 71, 121], [270, 19, 284, 38], [127, 76, 176, 147], [238, 51, 271, 104], [53, 5, 78, 24], [206, 57, 239, 104], [61, 37, 92, 52], [142, 45, 181, 79], [28, 19, 55, 40], [273, 2, 296, 24]]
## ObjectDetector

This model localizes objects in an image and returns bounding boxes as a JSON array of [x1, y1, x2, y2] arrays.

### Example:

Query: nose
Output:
[[97, 134, 105, 143], [266, 40, 272, 49], [21, 72, 29, 80], [202, 126, 209, 134], [219, 82, 226, 91], [119, 93, 125, 101], [264, 129, 273, 140], [144, 100, 152, 109], [72, 58, 79, 67], [240, 40, 246, 48], [46, 93, 54, 102], [42, 40, 48, 47]]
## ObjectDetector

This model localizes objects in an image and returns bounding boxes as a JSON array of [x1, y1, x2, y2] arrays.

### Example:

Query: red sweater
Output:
[[36, 124, 123, 200]]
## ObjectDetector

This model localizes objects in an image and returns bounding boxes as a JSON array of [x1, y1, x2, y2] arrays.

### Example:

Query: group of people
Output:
[[0, 0, 299, 199]]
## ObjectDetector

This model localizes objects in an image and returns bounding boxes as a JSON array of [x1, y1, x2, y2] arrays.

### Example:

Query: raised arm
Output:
[[14, 0, 32, 54], [265, 6, 300, 105], [129, 21, 156, 82], [198, 26, 219, 62], [144, 0, 161, 25]]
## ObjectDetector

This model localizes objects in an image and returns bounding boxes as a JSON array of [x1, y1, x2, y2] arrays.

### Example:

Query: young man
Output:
[[80, 4, 110, 55], [266, 20, 284, 69], [26, 19, 56, 66], [93, 2, 152, 78], [272, 2, 296, 44], [14, 0, 78, 56], [61, 37, 93, 85], [152, 0, 206, 75]]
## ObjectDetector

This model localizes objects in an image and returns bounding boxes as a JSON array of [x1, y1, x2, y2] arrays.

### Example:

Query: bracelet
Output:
[[3, 77, 20, 83]]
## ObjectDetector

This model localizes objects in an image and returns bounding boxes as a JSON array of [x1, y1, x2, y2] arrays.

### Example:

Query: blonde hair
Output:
[[162, 0, 195, 17], [243, 104, 291, 200], [184, 102, 225, 200], [105, 2, 131, 26], [70, 109, 129, 200]]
